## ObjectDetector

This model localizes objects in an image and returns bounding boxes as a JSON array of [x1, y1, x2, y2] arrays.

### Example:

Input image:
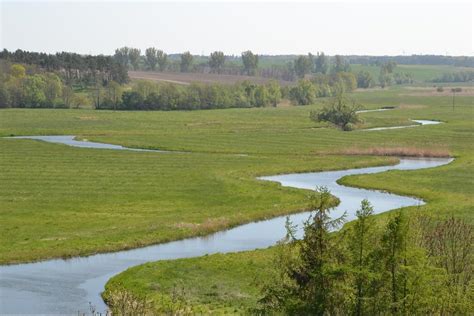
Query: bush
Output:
[[121, 91, 144, 110], [289, 80, 316, 105], [310, 92, 361, 131], [357, 71, 373, 88]]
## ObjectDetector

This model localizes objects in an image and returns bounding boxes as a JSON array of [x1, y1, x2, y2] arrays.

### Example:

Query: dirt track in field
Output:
[[129, 71, 294, 86]]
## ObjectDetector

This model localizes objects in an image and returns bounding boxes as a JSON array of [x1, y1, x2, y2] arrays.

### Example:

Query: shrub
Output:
[[310, 92, 361, 131], [289, 79, 316, 105]]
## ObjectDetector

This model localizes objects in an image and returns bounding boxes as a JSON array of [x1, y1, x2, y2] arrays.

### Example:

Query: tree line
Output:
[[0, 62, 91, 109], [347, 55, 474, 68], [0, 49, 129, 86], [99, 80, 282, 111], [0, 60, 362, 110], [432, 71, 474, 83], [100, 72, 359, 111], [259, 187, 473, 315]]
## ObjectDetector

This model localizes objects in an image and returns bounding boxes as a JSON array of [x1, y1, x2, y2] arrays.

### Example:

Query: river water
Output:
[[0, 137, 452, 314]]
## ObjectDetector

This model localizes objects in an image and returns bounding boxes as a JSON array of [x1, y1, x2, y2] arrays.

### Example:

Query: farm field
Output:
[[350, 64, 471, 83], [0, 85, 472, 266], [129, 64, 468, 88], [128, 70, 294, 86]]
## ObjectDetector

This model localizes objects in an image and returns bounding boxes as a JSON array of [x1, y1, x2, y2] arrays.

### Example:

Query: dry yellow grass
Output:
[[336, 146, 451, 158]]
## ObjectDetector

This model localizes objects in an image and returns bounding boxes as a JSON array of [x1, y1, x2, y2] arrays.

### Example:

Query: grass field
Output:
[[350, 64, 470, 83], [99, 85, 474, 313], [104, 248, 277, 313], [0, 85, 472, 266]]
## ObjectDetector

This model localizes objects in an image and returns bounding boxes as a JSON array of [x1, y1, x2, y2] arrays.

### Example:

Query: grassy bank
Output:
[[103, 249, 277, 314]]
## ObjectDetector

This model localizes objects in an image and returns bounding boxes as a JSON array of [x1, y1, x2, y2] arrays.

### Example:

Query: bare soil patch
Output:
[[129, 71, 294, 86]]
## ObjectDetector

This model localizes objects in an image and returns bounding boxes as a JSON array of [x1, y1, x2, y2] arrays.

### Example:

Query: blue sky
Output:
[[1, 1, 472, 56]]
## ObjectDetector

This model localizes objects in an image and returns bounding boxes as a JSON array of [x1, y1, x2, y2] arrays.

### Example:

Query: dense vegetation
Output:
[[259, 192, 472, 315], [0, 49, 128, 85], [107, 73, 358, 111], [113, 47, 474, 77], [102, 80, 283, 110], [105, 196, 472, 314], [432, 70, 474, 83], [0, 62, 95, 109], [1, 49, 472, 111]]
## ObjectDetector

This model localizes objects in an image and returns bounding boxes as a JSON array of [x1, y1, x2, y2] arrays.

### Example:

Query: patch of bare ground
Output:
[[129, 71, 294, 86], [333, 147, 451, 158], [354, 87, 386, 92], [403, 86, 474, 97]]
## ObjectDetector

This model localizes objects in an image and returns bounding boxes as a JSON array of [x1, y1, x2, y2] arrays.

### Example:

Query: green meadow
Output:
[[0, 85, 472, 268], [350, 64, 470, 83], [104, 85, 474, 313]]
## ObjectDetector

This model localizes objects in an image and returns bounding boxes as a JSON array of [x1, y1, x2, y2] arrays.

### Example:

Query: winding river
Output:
[[1, 120, 449, 314]]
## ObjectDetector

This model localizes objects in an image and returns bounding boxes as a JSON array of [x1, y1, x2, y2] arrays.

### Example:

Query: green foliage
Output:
[[128, 48, 141, 71], [114, 47, 130, 68], [145, 47, 158, 71], [104, 205, 473, 314], [432, 70, 474, 83], [121, 91, 145, 110], [332, 55, 351, 73], [266, 80, 282, 107], [336, 72, 357, 92], [10, 64, 26, 78], [394, 72, 414, 85], [260, 187, 347, 314], [156, 50, 168, 71], [69, 93, 92, 109], [23, 74, 47, 107], [379, 61, 397, 88], [180, 51, 193, 72], [0, 83, 10, 108], [209, 51, 225, 74], [113, 80, 280, 111], [315, 52, 329, 74], [357, 70, 373, 88], [241, 50, 259, 76], [294, 54, 313, 78], [289, 79, 316, 105], [348, 199, 375, 316], [43, 73, 62, 105], [420, 217, 473, 313], [310, 92, 361, 130]]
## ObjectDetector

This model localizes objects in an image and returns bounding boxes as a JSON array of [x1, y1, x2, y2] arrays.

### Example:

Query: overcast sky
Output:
[[1, 1, 472, 56]]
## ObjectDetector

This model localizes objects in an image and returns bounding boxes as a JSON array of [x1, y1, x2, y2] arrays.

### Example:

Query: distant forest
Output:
[[0, 48, 472, 110]]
